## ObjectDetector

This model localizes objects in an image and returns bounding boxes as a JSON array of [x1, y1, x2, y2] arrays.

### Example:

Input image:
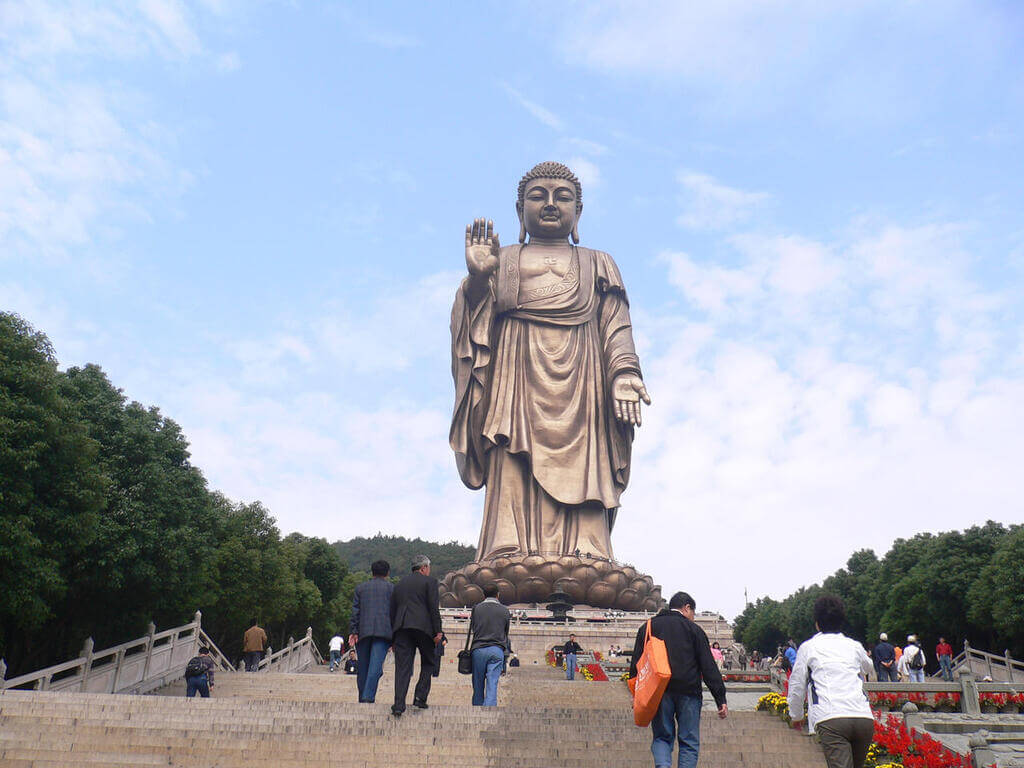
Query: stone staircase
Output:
[[0, 661, 826, 767]]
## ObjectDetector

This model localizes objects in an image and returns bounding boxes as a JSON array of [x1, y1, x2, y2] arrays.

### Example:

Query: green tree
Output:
[[0, 314, 106, 671]]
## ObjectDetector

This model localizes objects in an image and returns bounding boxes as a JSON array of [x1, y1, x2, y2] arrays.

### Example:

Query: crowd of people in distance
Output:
[[178, 564, 958, 768]]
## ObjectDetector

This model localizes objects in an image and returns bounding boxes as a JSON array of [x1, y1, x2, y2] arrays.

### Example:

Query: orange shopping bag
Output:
[[630, 619, 672, 726]]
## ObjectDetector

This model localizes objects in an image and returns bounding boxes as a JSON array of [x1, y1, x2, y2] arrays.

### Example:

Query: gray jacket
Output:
[[469, 598, 511, 653], [350, 577, 394, 640]]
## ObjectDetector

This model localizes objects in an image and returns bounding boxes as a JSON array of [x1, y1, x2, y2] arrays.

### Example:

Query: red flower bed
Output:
[[722, 673, 770, 682], [871, 714, 970, 768], [583, 663, 608, 681]]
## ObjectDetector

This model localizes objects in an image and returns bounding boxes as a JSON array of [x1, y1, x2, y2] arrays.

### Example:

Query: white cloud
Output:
[[502, 85, 564, 131], [569, 156, 601, 190], [616, 217, 1024, 618], [677, 171, 769, 230]]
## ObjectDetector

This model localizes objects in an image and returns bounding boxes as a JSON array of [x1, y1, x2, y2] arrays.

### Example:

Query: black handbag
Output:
[[457, 622, 473, 674]]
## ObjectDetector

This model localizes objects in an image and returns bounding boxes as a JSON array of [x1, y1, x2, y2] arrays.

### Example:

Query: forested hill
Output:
[[333, 535, 475, 577], [733, 521, 1024, 661]]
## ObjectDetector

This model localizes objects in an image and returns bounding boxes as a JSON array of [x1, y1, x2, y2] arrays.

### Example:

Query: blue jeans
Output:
[[566, 653, 577, 680], [651, 692, 702, 768], [908, 669, 925, 683], [356, 637, 390, 702], [329, 649, 341, 671], [471, 645, 504, 706], [185, 674, 209, 698], [939, 655, 953, 681]]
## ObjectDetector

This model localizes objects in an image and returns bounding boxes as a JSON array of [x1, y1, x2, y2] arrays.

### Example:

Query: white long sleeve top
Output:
[[787, 631, 874, 733], [897, 644, 925, 677]]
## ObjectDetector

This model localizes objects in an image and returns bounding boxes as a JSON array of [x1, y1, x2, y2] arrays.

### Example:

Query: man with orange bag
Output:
[[628, 592, 728, 768]]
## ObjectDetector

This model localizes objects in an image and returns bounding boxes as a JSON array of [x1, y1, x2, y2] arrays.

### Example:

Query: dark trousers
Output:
[[392, 628, 435, 712], [817, 717, 875, 768], [185, 674, 210, 698], [876, 663, 896, 682], [244, 651, 262, 671]]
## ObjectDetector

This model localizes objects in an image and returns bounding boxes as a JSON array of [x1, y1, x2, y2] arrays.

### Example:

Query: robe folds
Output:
[[450, 245, 642, 562]]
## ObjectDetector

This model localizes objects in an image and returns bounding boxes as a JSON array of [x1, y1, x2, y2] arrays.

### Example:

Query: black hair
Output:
[[199, 646, 210, 654], [250, 617, 258, 627], [813, 595, 846, 633], [482, 582, 499, 598], [668, 591, 695, 611], [371, 559, 390, 577]]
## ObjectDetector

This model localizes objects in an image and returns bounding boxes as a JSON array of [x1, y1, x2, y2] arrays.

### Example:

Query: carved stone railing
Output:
[[0, 611, 233, 695], [255, 627, 323, 673], [938, 641, 1024, 684]]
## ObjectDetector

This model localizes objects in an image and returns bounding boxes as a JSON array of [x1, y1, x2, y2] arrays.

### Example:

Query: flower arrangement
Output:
[[866, 714, 971, 768], [722, 672, 770, 682], [979, 692, 1006, 712], [933, 692, 961, 713], [619, 671, 631, 683], [582, 663, 608, 682]]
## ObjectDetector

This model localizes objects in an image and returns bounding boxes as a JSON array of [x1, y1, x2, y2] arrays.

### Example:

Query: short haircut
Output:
[[813, 595, 845, 633], [371, 559, 390, 577], [411, 554, 430, 571], [199, 646, 210, 654], [668, 591, 695, 611], [482, 583, 499, 598], [250, 617, 258, 627]]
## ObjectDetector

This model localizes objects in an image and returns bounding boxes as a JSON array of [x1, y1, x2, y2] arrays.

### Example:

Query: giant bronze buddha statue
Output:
[[441, 162, 662, 610]]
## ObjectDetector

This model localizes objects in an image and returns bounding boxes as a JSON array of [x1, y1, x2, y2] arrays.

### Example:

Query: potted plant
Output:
[[934, 691, 960, 713], [1001, 692, 1023, 714], [979, 692, 1005, 714]]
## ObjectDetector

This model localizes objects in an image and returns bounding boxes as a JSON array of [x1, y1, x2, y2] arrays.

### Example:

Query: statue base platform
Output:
[[438, 553, 664, 611]]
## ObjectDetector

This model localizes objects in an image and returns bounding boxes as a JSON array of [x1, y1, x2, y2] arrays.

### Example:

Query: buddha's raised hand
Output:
[[465, 218, 500, 277]]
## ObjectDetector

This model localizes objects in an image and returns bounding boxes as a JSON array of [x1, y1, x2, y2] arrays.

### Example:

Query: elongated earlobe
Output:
[[571, 224, 580, 244], [519, 220, 527, 244]]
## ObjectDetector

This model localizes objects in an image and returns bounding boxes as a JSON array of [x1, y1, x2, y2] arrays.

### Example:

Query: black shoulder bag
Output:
[[457, 614, 473, 674]]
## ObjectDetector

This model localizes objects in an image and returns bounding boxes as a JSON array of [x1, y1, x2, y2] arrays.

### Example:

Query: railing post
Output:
[[141, 621, 157, 683], [264, 646, 272, 671], [79, 637, 95, 692], [1004, 649, 1014, 682], [109, 648, 125, 693], [193, 611, 203, 656], [0, 657, 7, 691]]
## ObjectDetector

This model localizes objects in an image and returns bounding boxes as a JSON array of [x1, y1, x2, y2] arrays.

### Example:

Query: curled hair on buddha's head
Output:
[[516, 161, 583, 215]]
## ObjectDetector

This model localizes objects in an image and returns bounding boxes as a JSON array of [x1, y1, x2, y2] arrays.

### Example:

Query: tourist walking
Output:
[[242, 619, 267, 672], [328, 632, 344, 672], [873, 633, 896, 682], [563, 634, 583, 680], [936, 637, 954, 681], [389, 555, 442, 717], [788, 595, 874, 768], [184, 647, 216, 698], [467, 583, 511, 706], [349, 559, 394, 703], [898, 635, 926, 683], [628, 591, 727, 768]]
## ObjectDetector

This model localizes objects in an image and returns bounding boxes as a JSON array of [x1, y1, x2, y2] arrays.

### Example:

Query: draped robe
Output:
[[450, 245, 642, 561]]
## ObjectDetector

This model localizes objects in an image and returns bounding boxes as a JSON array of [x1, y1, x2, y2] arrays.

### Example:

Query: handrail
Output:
[[255, 627, 322, 673], [934, 641, 1024, 683], [0, 610, 233, 694]]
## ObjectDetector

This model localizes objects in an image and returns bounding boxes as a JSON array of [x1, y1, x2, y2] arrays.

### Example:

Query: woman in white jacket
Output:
[[788, 596, 875, 768]]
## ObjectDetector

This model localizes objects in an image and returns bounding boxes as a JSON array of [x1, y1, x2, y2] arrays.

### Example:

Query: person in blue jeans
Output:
[[185, 647, 215, 698], [468, 583, 511, 706], [563, 634, 582, 680], [629, 591, 727, 768], [349, 559, 395, 703]]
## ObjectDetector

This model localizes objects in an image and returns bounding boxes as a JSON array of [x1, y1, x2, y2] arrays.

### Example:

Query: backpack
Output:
[[185, 656, 207, 678], [908, 647, 924, 670]]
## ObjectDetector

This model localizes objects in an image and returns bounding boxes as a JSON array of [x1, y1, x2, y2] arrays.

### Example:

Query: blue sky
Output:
[[3, 1, 1023, 620]]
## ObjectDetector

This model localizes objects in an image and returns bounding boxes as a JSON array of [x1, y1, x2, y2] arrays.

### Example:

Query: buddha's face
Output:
[[519, 177, 579, 239]]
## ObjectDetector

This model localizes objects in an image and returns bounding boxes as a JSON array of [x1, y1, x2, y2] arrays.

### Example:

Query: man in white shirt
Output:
[[897, 635, 926, 683], [788, 596, 874, 768], [328, 634, 344, 672]]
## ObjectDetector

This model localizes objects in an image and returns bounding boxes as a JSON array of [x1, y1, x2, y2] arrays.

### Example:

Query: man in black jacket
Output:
[[389, 555, 442, 716], [629, 591, 727, 768]]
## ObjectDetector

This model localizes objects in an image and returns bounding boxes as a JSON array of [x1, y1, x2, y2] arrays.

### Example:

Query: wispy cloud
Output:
[[677, 171, 769, 230], [502, 85, 564, 131]]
